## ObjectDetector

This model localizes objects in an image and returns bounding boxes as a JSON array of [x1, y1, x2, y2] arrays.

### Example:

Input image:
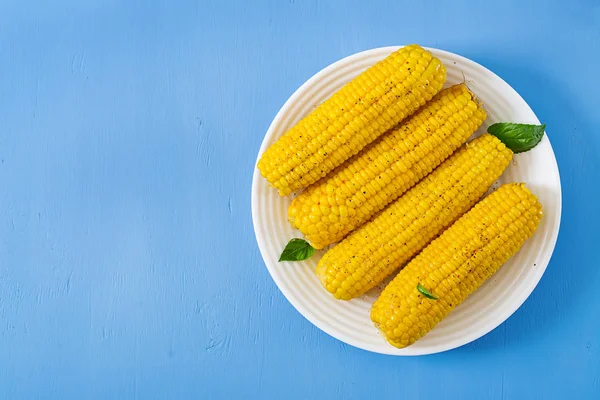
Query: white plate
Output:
[[251, 46, 561, 355]]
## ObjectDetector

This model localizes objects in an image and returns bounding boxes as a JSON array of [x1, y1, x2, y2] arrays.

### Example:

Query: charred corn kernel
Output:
[[258, 45, 446, 196], [316, 134, 512, 300], [290, 84, 486, 249], [371, 183, 542, 348]]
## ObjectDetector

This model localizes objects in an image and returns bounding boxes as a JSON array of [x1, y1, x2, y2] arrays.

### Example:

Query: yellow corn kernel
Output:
[[258, 45, 447, 196], [371, 183, 543, 348], [290, 84, 486, 249], [316, 134, 512, 300]]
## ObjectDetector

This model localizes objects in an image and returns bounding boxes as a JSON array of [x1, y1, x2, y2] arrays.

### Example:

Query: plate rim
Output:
[[251, 46, 562, 356]]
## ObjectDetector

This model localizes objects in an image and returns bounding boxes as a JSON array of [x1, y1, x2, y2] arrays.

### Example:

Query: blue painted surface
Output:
[[1, 0, 599, 398]]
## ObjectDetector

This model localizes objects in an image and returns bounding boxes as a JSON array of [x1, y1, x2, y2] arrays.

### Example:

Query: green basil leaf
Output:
[[279, 238, 315, 262], [417, 283, 438, 300], [487, 122, 546, 154]]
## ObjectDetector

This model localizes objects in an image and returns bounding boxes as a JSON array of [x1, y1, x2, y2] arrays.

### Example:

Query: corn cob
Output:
[[289, 84, 486, 249], [258, 45, 446, 196], [371, 183, 542, 348], [316, 134, 512, 299]]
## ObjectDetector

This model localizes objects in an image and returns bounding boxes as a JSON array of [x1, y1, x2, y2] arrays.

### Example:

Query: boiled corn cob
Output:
[[289, 84, 486, 249], [258, 45, 446, 196], [371, 183, 542, 348], [316, 133, 512, 299]]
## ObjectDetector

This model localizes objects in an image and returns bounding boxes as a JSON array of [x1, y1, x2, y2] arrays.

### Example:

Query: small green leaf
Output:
[[279, 238, 315, 262], [417, 284, 438, 300], [487, 122, 546, 154]]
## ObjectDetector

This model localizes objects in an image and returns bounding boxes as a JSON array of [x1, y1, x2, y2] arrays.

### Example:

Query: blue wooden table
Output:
[[1, 0, 599, 398]]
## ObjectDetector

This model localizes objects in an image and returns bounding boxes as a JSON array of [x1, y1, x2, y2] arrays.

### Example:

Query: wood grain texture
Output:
[[0, 0, 599, 398]]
